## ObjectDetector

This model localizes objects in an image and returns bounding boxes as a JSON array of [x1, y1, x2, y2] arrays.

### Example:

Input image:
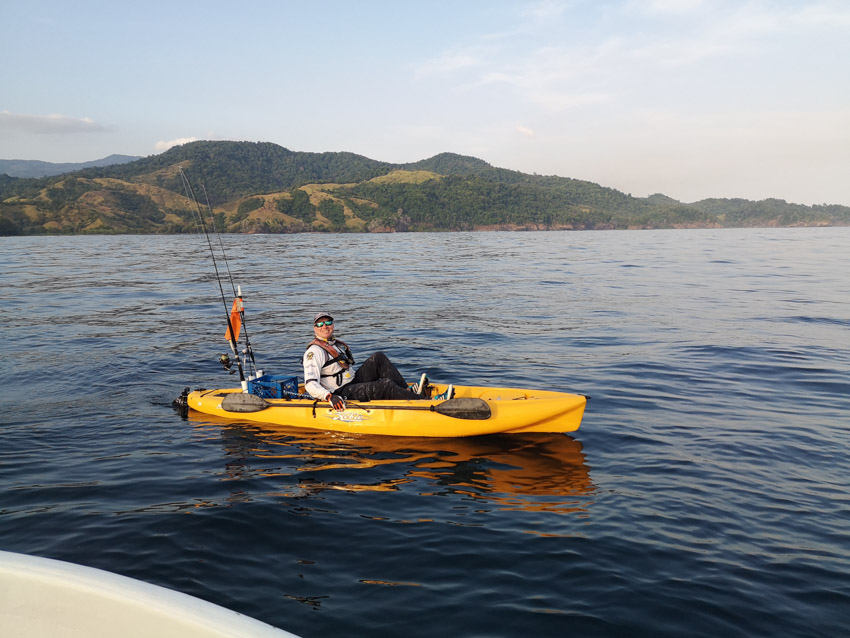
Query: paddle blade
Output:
[[433, 398, 491, 420], [221, 392, 269, 413], [225, 297, 243, 342]]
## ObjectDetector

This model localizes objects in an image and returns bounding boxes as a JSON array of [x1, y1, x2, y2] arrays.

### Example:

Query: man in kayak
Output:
[[303, 312, 428, 410]]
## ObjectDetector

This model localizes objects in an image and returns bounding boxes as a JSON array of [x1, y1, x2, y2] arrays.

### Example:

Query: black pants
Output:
[[336, 352, 421, 401]]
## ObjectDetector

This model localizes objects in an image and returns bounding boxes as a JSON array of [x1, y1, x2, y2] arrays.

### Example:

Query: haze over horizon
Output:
[[2, 0, 848, 206]]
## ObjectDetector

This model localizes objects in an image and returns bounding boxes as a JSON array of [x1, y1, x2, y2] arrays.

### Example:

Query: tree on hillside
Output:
[[318, 198, 346, 227], [276, 189, 315, 222]]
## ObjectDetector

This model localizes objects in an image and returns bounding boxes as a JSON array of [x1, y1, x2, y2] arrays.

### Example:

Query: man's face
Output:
[[314, 316, 334, 339]]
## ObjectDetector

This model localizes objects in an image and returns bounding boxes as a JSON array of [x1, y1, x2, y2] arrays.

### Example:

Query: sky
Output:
[[1, 0, 849, 205]]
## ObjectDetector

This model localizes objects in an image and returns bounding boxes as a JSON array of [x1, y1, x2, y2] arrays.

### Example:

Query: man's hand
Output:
[[329, 393, 346, 411]]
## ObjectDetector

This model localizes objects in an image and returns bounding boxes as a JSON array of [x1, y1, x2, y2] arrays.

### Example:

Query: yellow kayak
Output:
[[178, 383, 587, 438]]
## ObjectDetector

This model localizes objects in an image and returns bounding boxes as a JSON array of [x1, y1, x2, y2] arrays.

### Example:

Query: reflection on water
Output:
[[190, 415, 595, 516]]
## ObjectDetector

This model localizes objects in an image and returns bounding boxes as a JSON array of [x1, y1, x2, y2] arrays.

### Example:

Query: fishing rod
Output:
[[178, 167, 261, 388], [200, 182, 259, 375]]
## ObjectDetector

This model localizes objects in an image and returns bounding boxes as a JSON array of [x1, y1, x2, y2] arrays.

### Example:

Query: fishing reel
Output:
[[218, 353, 237, 374], [172, 387, 190, 419]]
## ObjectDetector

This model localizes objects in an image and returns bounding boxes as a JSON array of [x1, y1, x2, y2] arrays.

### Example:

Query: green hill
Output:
[[1, 140, 848, 235]]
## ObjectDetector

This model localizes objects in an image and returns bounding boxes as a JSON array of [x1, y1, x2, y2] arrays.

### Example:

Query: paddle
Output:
[[347, 397, 491, 420], [220, 392, 491, 420]]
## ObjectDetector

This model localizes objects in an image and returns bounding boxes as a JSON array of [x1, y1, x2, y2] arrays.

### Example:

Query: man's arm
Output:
[[303, 346, 332, 400]]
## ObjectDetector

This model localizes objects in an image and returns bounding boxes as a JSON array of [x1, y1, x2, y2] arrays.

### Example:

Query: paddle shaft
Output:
[[270, 397, 491, 420], [342, 397, 490, 420], [217, 391, 491, 420], [254, 399, 437, 411]]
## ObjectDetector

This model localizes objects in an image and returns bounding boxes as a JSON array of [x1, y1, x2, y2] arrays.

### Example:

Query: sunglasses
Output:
[[314, 320, 334, 327]]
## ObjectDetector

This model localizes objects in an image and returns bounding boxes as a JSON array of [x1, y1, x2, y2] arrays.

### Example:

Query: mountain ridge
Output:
[[0, 154, 141, 179], [1, 140, 847, 235]]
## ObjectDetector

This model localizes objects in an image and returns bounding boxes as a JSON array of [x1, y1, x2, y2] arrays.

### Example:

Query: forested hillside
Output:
[[1, 141, 847, 235]]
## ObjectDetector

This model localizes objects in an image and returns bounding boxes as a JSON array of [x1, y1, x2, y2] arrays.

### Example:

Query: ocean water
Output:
[[1, 228, 848, 637]]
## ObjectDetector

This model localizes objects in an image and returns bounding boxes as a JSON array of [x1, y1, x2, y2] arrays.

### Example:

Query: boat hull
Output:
[[184, 383, 586, 437], [0, 550, 298, 638]]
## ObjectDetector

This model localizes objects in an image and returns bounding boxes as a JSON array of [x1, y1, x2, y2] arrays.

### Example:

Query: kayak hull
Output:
[[184, 383, 587, 437]]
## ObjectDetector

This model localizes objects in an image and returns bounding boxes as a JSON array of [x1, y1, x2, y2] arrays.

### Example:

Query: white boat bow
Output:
[[0, 550, 300, 638]]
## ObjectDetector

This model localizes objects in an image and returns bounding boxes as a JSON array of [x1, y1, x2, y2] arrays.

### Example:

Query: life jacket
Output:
[[308, 338, 354, 375]]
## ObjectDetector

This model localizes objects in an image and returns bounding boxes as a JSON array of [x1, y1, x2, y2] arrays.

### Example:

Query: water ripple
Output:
[[1, 229, 848, 637]]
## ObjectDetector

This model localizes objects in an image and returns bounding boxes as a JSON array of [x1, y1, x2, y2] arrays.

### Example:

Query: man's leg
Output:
[[351, 352, 409, 388], [338, 378, 420, 401]]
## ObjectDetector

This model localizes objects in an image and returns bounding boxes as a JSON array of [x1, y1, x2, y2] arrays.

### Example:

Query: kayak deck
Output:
[[184, 383, 587, 438]]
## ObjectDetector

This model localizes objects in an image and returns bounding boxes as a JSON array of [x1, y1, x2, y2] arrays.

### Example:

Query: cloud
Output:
[[522, 0, 570, 22], [414, 47, 491, 78], [476, 40, 620, 110], [154, 137, 198, 152], [625, 2, 850, 69], [529, 89, 614, 111], [795, 3, 850, 28], [639, 0, 706, 15], [516, 125, 536, 138], [0, 110, 107, 134], [416, 0, 850, 114]]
